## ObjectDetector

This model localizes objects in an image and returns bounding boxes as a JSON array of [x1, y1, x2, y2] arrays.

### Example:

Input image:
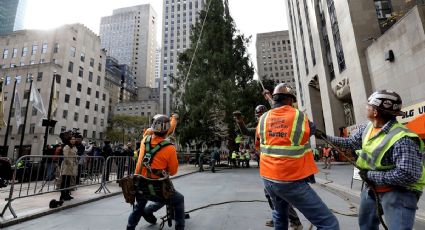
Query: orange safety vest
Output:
[[257, 105, 318, 181]]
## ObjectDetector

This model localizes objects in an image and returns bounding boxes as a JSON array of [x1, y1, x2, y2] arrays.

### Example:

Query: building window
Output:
[[94, 104, 98, 111], [102, 93, 106, 101], [29, 124, 35, 134], [32, 45, 38, 55], [68, 61, 74, 73], [88, 72, 93, 82], [53, 43, 59, 53], [63, 110, 68, 119], [74, 113, 79, 122], [75, 98, 80, 106], [70, 46, 76, 57], [66, 79, 72, 88], [84, 115, 88, 123], [100, 119, 104, 126], [22, 47, 28, 57], [2, 49, 8, 59], [37, 72, 43, 81], [96, 76, 101, 85], [64, 94, 70, 103], [95, 91, 99, 98], [87, 87, 91, 95], [80, 52, 85, 62], [86, 101, 90, 109], [42, 43, 48, 54], [83, 129, 88, 138], [98, 63, 102, 72], [77, 83, 82, 92], [93, 117, 97, 125], [78, 67, 84, 77], [90, 58, 94, 67], [92, 131, 96, 139], [101, 106, 105, 113], [327, 0, 345, 72], [12, 48, 17, 58]]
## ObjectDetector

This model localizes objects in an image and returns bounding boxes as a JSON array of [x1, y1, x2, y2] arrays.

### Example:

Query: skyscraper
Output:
[[0, 0, 28, 35], [100, 4, 157, 89], [159, 0, 205, 115], [256, 31, 295, 88]]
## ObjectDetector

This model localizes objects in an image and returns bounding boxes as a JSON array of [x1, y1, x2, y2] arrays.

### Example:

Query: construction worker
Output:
[[316, 90, 424, 230], [231, 150, 238, 168], [322, 145, 332, 169], [244, 150, 251, 168], [235, 103, 303, 229], [257, 83, 339, 229], [127, 114, 185, 230]]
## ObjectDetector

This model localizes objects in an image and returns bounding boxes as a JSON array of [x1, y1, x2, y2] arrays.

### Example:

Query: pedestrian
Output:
[[74, 134, 85, 185], [59, 131, 78, 201], [257, 83, 339, 229], [198, 149, 204, 172], [316, 90, 424, 230], [210, 147, 219, 173], [127, 114, 186, 230], [102, 140, 113, 181]]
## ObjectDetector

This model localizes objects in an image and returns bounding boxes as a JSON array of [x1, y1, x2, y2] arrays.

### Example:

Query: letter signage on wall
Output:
[[398, 101, 425, 124]]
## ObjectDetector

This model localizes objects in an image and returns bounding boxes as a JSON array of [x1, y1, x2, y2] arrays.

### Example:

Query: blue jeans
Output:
[[127, 190, 185, 230], [263, 179, 339, 230], [358, 188, 420, 230]]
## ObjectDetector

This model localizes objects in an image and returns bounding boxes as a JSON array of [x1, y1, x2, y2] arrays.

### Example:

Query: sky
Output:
[[24, 0, 288, 76]]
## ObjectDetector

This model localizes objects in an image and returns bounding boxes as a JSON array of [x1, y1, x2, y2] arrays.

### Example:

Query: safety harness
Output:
[[135, 135, 175, 201], [141, 135, 172, 178]]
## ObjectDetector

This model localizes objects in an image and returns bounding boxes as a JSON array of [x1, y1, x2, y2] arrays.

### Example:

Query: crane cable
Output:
[[177, 0, 212, 104]]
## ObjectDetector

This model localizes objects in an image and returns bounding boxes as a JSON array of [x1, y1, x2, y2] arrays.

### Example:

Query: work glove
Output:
[[358, 169, 373, 185], [315, 129, 326, 139]]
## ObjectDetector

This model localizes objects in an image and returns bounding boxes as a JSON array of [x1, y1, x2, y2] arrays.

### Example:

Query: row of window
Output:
[[116, 105, 152, 111], [165, 1, 199, 12], [2, 43, 48, 59], [260, 40, 291, 47], [261, 46, 291, 53], [263, 65, 294, 73]]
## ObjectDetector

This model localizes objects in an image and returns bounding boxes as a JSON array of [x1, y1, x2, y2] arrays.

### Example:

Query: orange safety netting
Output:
[[406, 113, 425, 139]]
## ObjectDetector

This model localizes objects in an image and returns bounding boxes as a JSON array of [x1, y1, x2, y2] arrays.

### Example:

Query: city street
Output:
[[5, 167, 359, 230]]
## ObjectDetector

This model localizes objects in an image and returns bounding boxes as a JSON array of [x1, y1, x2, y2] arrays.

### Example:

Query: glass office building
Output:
[[0, 0, 28, 35]]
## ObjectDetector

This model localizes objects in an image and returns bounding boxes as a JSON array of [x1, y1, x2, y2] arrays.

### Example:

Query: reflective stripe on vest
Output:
[[358, 125, 407, 169], [259, 109, 309, 157], [356, 122, 425, 191]]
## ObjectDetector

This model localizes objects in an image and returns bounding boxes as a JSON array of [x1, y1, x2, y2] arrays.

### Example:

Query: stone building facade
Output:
[[0, 24, 109, 158]]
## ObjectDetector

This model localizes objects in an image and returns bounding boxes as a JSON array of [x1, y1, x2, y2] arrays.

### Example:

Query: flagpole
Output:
[[18, 76, 33, 156], [2, 79, 18, 157], [42, 72, 57, 154]]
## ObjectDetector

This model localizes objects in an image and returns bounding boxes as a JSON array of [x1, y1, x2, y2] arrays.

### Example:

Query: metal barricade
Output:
[[96, 156, 136, 193], [0, 155, 105, 218]]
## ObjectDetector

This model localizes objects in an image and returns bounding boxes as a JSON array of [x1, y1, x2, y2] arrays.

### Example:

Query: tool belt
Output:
[[133, 174, 175, 202]]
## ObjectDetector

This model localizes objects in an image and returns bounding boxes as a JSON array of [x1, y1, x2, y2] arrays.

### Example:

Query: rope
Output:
[[177, 0, 212, 105], [158, 200, 267, 229], [157, 198, 358, 229], [319, 137, 388, 230]]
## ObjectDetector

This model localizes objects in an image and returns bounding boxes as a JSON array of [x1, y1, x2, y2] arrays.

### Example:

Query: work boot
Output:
[[265, 219, 274, 227], [142, 212, 157, 224], [290, 223, 303, 230]]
